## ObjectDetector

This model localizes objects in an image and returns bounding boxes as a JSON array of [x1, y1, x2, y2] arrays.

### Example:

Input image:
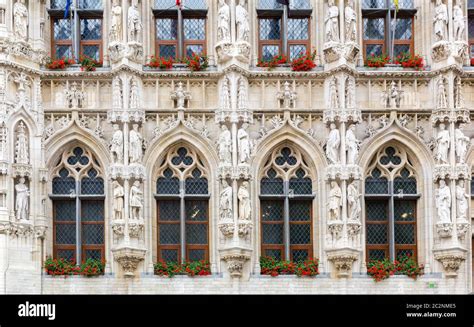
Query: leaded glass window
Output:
[[155, 146, 209, 264], [365, 146, 419, 263], [50, 147, 105, 264], [260, 146, 314, 262], [257, 1, 312, 61], [469, 3, 474, 61]]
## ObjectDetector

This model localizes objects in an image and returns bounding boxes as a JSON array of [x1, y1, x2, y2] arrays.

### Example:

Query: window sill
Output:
[[359, 66, 428, 72]]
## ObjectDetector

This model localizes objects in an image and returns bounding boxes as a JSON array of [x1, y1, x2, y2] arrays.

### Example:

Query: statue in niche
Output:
[[345, 0, 357, 43], [237, 77, 248, 109], [347, 181, 361, 221], [128, 2, 142, 43], [218, 125, 232, 165], [345, 77, 355, 109], [383, 81, 403, 109], [237, 123, 251, 164], [171, 82, 191, 109], [65, 82, 85, 109], [433, 0, 448, 42], [454, 77, 464, 109], [220, 77, 231, 110], [329, 78, 339, 109], [325, 0, 340, 43], [0, 124, 6, 160], [129, 124, 143, 164], [435, 123, 450, 165], [15, 177, 29, 220], [453, 0, 465, 42], [436, 77, 447, 109], [238, 181, 251, 221], [129, 181, 143, 220], [436, 179, 451, 223], [15, 121, 29, 164], [113, 77, 123, 109], [217, 0, 231, 42], [328, 181, 342, 221], [111, 124, 124, 164], [129, 78, 140, 109], [326, 123, 340, 164], [220, 180, 233, 220], [236, 0, 250, 43], [346, 124, 360, 165], [455, 180, 469, 220], [277, 81, 296, 109], [13, 0, 28, 41], [455, 125, 470, 164], [113, 181, 125, 220], [110, 0, 123, 43]]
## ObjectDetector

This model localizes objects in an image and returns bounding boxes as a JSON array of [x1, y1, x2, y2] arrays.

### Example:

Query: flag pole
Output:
[[391, 0, 398, 64]]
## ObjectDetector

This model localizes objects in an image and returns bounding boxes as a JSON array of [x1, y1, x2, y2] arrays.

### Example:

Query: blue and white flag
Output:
[[64, 0, 72, 19]]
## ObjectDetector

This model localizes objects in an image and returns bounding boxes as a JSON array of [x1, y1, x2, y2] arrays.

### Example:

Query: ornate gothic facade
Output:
[[0, 0, 473, 294]]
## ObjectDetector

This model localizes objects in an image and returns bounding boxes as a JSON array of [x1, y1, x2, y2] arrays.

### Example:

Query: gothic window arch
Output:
[[259, 145, 314, 262], [50, 146, 105, 263], [365, 145, 419, 262], [155, 146, 210, 264]]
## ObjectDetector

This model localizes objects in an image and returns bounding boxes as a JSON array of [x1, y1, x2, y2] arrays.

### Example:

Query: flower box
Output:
[[44, 257, 105, 277], [259, 256, 319, 277], [367, 254, 424, 282], [154, 260, 211, 278]]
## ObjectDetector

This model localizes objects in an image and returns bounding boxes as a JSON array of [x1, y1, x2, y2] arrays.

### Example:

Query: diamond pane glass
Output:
[[366, 224, 388, 244], [158, 201, 180, 221], [157, 169, 180, 194], [81, 170, 104, 195], [82, 224, 104, 245], [289, 202, 311, 222], [394, 169, 417, 194], [185, 224, 208, 244], [171, 147, 193, 166], [185, 169, 208, 194], [366, 44, 383, 58], [55, 45, 73, 59], [261, 170, 284, 194], [159, 224, 180, 244], [258, 0, 284, 9], [362, 0, 386, 9], [159, 45, 177, 59], [81, 201, 104, 222], [54, 19, 72, 40], [80, 19, 102, 40], [288, 19, 309, 40], [364, 18, 385, 40], [291, 250, 309, 262], [396, 249, 414, 258], [51, 0, 68, 9], [186, 45, 204, 57], [161, 249, 178, 262], [154, 0, 179, 8], [380, 147, 401, 165], [53, 169, 75, 194], [365, 169, 388, 194], [260, 19, 281, 40], [368, 249, 387, 261], [471, 178, 474, 194], [390, 0, 414, 9], [261, 201, 283, 221], [56, 224, 76, 245], [470, 0, 474, 8], [262, 224, 284, 244], [470, 18, 474, 38], [84, 250, 102, 261], [393, 19, 412, 40], [290, 0, 311, 10], [188, 249, 205, 261], [394, 224, 415, 244], [289, 169, 312, 194], [57, 250, 75, 261], [289, 45, 307, 61], [156, 18, 178, 40], [186, 200, 208, 221], [54, 201, 76, 221], [394, 45, 411, 58], [67, 147, 87, 165], [290, 225, 311, 244], [79, 0, 102, 9], [275, 147, 297, 166], [82, 45, 100, 61], [264, 249, 282, 260], [184, 19, 205, 40], [366, 201, 388, 221], [261, 45, 280, 61]]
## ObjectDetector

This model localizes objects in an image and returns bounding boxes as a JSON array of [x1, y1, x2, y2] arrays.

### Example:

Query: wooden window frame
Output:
[[154, 15, 179, 59], [182, 16, 207, 57], [288, 200, 313, 261], [469, 10, 474, 62], [365, 199, 390, 263], [53, 200, 76, 262], [258, 16, 283, 61], [50, 17, 73, 60], [261, 200, 285, 260], [79, 16, 103, 60], [287, 17, 311, 60]]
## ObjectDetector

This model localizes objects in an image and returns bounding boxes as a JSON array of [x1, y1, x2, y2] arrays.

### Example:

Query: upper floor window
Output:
[[257, 0, 312, 61], [154, 0, 207, 59], [49, 0, 103, 60], [362, 0, 416, 60], [469, 0, 474, 61]]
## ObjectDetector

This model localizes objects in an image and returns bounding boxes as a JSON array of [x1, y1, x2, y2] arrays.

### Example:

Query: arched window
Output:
[[365, 146, 419, 262], [155, 146, 210, 263], [260, 146, 314, 262], [50, 146, 105, 263]]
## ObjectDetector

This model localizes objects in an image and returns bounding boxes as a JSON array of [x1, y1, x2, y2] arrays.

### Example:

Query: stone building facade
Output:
[[0, 0, 473, 294]]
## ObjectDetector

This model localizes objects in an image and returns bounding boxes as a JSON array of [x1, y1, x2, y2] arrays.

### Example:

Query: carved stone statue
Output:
[[383, 81, 403, 108], [15, 177, 29, 220], [436, 179, 451, 223], [220, 180, 233, 220], [217, 0, 231, 42], [237, 77, 248, 109], [111, 124, 124, 164], [129, 78, 140, 109], [347, 181, 361, 221], [171, 82, 191, 109], [113, 181, 125, 220], [238, 181, 251, 221], [0, 124, 6, 161], [345, 0, 357, 43], [455, 125, 470, 164], [236, 0, 250, 43], [15, 121, 29, 164], [325, 0, 340, 43], [329, 77, 339, 109], [129, 124, 143, 164], [346, 124, 360, 165], [437, 77, 448, 109], [455, 180, 469, 220], [433, 0, 448, 42], [13, 0, 28, 41], [328, 181, 342, 221], [128, 2, 142, 43], [435, 123, 450, 165], [130, 181, 143, 220], [110, 0, 123, 43], [453, 0, 465, 42], [65, 82, 85, 109], [113, 77, 123, 109], [218, 125, 232, 165], [277, 81, 296, 109], [237, 123, 251, 164], [345, 77, 355, 109], [220, 77, 231, 110], [326, 123, 340, 164], [454, 77, 464, 109]]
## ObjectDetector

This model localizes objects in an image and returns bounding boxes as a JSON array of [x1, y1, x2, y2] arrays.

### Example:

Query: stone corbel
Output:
[[218, 220, 235, 238], [220, 248, 251, 279], [436, 222, 453, 238], [327, 248, 359, 278], [112, 247, 146, 278], [433, 247, 467, 278]]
